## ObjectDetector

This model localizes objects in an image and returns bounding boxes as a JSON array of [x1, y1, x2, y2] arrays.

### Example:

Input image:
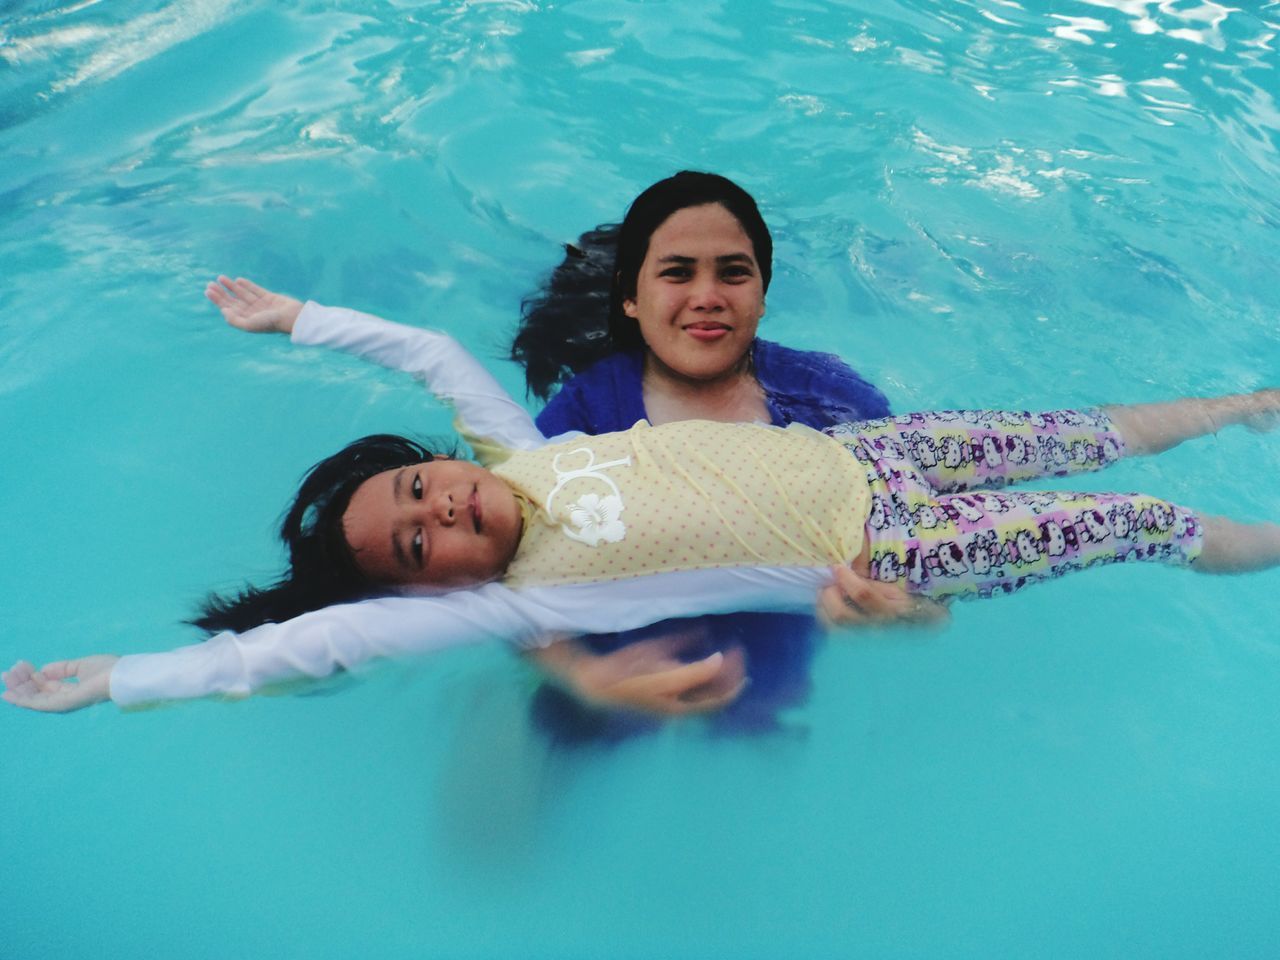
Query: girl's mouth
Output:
[[470, 486, 482, 533]]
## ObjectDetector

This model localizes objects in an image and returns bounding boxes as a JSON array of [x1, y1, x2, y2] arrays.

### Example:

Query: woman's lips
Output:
[[683, 322, 732, 342]]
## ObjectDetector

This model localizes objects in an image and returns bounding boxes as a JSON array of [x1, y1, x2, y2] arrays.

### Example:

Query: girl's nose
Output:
[[427, 492, 455, 526]]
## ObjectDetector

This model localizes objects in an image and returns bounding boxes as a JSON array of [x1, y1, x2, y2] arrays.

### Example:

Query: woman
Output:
[[513, 171, 890, 434], [511, 172, 942, 725]]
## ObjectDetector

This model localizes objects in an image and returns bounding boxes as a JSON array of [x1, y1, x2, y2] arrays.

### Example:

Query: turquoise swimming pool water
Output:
[[2, 1, 1279, 956]]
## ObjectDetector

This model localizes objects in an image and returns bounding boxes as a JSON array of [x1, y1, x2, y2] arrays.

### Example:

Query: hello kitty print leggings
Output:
[[824, 408, 1204, 600]]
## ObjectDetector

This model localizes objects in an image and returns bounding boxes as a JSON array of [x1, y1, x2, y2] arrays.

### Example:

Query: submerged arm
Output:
[[525, 632, 747, 717]]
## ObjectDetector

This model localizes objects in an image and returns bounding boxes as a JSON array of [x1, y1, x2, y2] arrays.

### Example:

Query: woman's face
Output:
[[623, 203, 765, 383]]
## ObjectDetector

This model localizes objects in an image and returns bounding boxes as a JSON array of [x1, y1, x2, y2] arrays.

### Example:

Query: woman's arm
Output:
[[525, 634, 746, 716], [817, 566, 949, 627]]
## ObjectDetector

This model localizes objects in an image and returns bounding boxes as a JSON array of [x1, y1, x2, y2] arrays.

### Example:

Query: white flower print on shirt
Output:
[[566, 493, 626, 546], [545, 446, 632, 547]]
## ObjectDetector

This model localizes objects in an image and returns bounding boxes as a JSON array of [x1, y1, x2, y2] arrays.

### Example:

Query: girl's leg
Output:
[[835, 388, 1280, 496], [1104, 389, 1280, 457], [864, 485, 1208, 600], [832, 408, 1125, 494], [1194, 516, 1280, 573]]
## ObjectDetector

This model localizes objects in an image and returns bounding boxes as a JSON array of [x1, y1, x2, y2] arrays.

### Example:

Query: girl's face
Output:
[[342, 458, 523, 590], [624, 203, 766, 383]]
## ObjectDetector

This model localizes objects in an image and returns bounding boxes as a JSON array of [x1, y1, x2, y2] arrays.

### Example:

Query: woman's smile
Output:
[[682, 321, 733, 342], [623, 202, 765, 384]]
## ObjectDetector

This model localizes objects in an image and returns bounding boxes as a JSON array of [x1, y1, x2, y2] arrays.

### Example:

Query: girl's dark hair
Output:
[[511, 171, 773, 400], [191, 434, 437, 634]]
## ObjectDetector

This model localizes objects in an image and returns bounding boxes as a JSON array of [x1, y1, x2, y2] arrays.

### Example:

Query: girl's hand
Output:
[[818, 566, 950, 628], [205, 275, 303, 334], [2, 655, 119, 712]]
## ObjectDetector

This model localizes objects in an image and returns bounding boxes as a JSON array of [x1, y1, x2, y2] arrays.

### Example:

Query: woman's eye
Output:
[[659, 267, 691, 280], [722, 265, 753, 282], [412, 474, 423, 499]]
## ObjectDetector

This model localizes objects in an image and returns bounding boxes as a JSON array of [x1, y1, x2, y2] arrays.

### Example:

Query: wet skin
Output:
[[342, 458, 523, 590], [623, 202, 767, 385]]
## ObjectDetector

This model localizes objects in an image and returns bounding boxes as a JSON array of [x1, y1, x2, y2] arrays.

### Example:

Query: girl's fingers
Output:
[[235, 277, 269, 298], [36, 659, 77, 681], [2, 660, 35, 688]]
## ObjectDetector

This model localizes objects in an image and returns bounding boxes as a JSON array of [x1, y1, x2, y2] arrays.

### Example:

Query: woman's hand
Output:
[[205, 276, 303, 334], [2, 655, 119, 713], [529, 634, 747, 717], [818, 565, 950, 628]]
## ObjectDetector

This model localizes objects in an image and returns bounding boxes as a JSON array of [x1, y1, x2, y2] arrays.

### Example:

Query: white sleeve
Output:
[[108, 584, 539, 707], [290, 301, 546, 452], [502, 566, 832, 648], [107, 566, 832, 706]]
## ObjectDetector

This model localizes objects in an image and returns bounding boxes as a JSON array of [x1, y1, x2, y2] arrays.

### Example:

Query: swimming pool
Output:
[[2, 0, 1278, 956]]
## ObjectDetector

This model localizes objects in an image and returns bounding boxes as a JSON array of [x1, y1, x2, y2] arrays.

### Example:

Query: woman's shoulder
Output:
[[535, 349, 648, 436], [753, 338, 891, 423]]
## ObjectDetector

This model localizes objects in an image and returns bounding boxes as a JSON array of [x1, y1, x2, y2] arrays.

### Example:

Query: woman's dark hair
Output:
[[191, 434, 438, 634], [511, 171, 773, 400], [512, 223, 620, 400]]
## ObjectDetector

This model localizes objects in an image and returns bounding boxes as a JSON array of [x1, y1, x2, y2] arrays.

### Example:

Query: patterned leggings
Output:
[[824, 409, 1204, 600]]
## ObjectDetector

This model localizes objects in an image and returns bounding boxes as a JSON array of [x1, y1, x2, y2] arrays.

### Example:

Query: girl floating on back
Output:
[[5, 276, 1279, 714]]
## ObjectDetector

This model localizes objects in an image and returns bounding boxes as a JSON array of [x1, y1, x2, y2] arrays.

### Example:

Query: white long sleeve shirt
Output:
[[108, 304, 833, 707]]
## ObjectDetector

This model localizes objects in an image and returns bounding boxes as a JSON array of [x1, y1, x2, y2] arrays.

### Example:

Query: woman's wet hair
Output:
[[511, 171, 773, 400], [192, 434, 448, 634], [512, 223, 620, 400]]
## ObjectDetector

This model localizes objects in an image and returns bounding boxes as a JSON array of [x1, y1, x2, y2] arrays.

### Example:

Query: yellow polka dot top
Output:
[[482, 419, 870, 588]]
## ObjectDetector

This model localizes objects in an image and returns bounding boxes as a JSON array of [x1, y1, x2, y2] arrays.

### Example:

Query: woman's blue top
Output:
[[535, 338, 890, 436], [526, 339, 892, 734]]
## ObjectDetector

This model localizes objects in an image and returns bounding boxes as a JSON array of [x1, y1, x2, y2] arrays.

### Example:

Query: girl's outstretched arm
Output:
[[208, 275, 547, 453], [206, 276, 303, 334], [2, 656, 119, 713]]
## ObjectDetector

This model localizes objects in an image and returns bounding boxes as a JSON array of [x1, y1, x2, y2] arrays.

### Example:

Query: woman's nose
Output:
[[688, 277, 727, 310]]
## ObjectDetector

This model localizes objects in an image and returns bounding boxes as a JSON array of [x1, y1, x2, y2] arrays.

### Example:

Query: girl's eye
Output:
[[659, 266, 691, 280], [412, 530, 424, 566], [412, 474, 423, 499], [722, 265, 753, 282]]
